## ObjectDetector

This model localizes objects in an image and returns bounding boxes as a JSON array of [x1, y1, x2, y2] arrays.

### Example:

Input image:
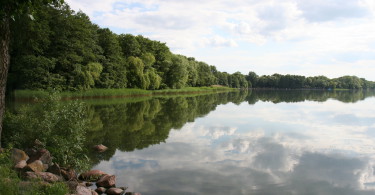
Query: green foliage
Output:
[[166, 55, 189, 89], [3, 93, 90, 170], [127, 56, 147, 89], [118, 34, 141, 57], [0, 149, 20, 195]]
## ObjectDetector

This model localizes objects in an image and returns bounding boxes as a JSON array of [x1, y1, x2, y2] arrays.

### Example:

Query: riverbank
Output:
[[11, 86, 236, 100], [0, 145, 137, 195]]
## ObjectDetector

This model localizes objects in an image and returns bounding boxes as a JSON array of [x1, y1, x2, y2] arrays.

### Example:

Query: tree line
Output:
[[247, 73, 375, 89], [6, 3, 375, 92], [7, 3, 248, 91]]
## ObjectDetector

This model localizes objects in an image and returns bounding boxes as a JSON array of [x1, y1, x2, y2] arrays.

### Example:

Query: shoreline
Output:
[[10, 87, 237, 102]]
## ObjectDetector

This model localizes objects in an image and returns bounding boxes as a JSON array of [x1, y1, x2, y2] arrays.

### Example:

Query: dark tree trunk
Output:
[[0, 13, 10, 148]]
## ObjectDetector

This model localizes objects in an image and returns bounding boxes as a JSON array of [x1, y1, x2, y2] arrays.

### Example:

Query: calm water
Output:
[[76, 90, 375, 195], [13, 90, 375, 194]]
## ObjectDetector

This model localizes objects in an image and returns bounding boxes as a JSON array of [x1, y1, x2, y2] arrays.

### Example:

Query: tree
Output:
[[166, 55, 188, 89], [246, 71, 258, 88], [0, 0, 64, 147]]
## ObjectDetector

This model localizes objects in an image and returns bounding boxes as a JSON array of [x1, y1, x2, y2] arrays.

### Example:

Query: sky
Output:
[[65, 0, 375, 81]]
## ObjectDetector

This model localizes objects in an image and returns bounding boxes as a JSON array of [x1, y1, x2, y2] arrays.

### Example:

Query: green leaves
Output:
[[3, 93, 90, 170]]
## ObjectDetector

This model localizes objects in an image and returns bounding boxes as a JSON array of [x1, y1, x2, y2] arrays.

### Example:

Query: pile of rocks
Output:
[[9, 146, 141, 195]]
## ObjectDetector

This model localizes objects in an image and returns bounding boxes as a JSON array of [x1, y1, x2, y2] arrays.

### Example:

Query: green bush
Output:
[[3, 93, 90, 171]]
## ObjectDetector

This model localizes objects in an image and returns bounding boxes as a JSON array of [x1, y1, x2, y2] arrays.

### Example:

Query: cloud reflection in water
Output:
[[93, 97, 375, 195]]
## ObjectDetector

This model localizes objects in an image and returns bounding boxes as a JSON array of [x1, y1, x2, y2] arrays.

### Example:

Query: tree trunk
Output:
[[0, 14, 10, 148]]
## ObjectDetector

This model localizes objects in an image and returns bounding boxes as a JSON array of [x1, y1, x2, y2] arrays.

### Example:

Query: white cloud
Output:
[[204, 36, 238, 48]]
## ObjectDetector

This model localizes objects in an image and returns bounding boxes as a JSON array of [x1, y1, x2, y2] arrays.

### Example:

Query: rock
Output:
[[25, 160, 45, 172], [66, 181, 80, 192], [27, 148, 52, 166], [24, 148, 37, 158], [95, 187, 106, 194], [79, 170, 107, 181], [96, 174, 116, 188], [25, 171, 63, 183], [47, 163, 62, 176], [14, 160, 27, 169], [84, 182, 94, 187], [43, 163, 49, 171], [125, 193, 141, 195], [93, 144, 108, 152], [106, 188, 124, 195], [91, 190, 99, 195], [61, 168, 76, 181], [76, 185, 92, 195], [11, 148, 29, 164]]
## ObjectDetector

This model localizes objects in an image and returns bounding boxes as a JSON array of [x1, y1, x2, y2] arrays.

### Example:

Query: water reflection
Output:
[[79, 90, 375, 194], [84, 91, 249, 164]]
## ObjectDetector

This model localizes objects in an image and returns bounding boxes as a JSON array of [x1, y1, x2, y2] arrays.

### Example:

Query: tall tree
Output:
[[0, 0, 63, 147]]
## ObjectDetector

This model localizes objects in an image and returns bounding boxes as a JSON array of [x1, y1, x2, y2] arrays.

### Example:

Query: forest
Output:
[[6, 3, 375, 92]]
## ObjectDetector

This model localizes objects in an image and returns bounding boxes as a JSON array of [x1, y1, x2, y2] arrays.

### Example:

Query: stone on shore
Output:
[[79, 170, 107, 181], [61, 168, 77, 181], [76, 185, 92, 195], [125, 192, 142, 195], [25, 171, 63, 183], [93, 144, 108, 152], [14, 160, 27, 169], [24, 148, 37, 158], [96, 174, 116, 188], [95, 187, 106, 194], [47, 163, 62, 176], [11, 148, 29, 164], [27, 148, 52, 166], [25, 160, 45, 172], [106, 188, 124, 195]]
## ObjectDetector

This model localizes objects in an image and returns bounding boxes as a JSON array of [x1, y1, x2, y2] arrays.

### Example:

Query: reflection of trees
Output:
[[84, 91, 248, 164], [246, 90, 375, 104], [84, 89, 374, 164]]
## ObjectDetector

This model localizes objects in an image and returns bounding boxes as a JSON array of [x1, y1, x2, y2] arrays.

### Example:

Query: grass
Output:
[[332, 88, 351, 91], [13, 86, 236, 100]]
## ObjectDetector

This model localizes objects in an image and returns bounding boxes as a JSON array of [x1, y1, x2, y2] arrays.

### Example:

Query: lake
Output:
[[10, 90, 375, 194], [74, 90, 374, 195]]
